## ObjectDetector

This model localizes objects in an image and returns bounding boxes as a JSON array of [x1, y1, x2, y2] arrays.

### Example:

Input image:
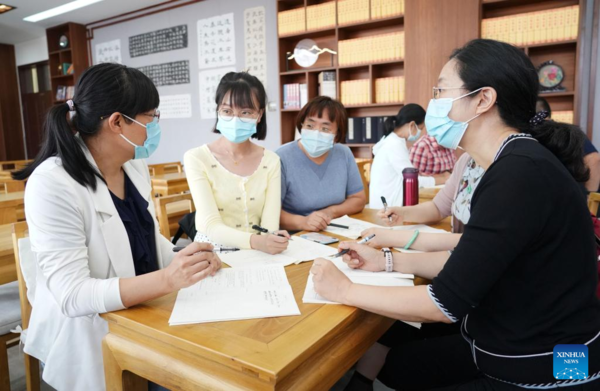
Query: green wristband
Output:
[[403, 230, 420, 250]]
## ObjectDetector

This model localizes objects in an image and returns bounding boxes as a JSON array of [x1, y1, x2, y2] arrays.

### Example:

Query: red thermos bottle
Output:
[[402, 168, 419, 206]]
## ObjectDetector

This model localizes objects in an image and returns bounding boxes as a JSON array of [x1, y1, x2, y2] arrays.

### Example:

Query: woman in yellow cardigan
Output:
[[184, 72, 290, 254]]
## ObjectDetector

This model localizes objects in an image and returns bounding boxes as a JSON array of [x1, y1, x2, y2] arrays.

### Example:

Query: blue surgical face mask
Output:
[[300, 129, 335, 158], [120, 114, 161, 159], [217, 117, 257, 144], [424, 88, 483, 150], [407, 123, 422, 142]]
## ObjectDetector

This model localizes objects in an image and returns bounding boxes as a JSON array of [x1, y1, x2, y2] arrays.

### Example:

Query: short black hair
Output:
[[295, 96, 348, 143], [384, 103, 426, 137], [213, 72, 267, 140]]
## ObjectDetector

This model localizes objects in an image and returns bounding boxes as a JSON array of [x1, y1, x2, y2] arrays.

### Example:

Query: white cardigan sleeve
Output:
[[25, 172, 125, 318]]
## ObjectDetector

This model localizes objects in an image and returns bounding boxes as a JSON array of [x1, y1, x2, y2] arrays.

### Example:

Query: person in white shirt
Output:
[[369, 104, 450, 208], [12, 63, 221, 391]]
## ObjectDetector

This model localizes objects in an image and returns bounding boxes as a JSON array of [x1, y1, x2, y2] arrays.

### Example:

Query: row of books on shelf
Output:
[[307, 2, 336, 31], [283, 83, 308, 110], [375, 76, 404, 104], [552, 110, 574, 124], [319, 71, 337, 100], [341, 79, 370, 106], [55, 85, 74, 101], [339, 31, 404, 66], [277, 0, 404, 36], [481, 5, 579, 47], [346, 116, 388, 144]]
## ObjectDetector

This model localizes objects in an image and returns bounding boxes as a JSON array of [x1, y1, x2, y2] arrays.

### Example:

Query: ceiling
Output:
[[0, 0, 168, 45]]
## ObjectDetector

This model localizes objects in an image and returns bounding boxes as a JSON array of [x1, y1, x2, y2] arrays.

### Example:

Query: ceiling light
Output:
[[24, 0, 103, 23], [0, 4, 16, 14]]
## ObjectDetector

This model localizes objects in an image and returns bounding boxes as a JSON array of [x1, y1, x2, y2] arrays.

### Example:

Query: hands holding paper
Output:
[[310, 258, 352, 303], [163, 242, 222, 291]]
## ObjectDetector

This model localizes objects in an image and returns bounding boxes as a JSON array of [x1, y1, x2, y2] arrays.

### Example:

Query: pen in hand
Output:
[[172, 246, 240, 253], [252, 224, 293, 240], [332, 234, 376, 258], [381, 196, 393, 222]]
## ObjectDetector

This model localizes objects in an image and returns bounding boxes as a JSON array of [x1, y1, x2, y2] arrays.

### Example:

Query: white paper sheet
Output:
[[302, 264, 421, 329], [95, 39, 122, 64], [199, 67, 236, 119], [169, 265, 300, 325], [219, 236, 339, 268], [158, 94, 192, 119], [197, 13, 236, 69], [324, 215, 384, 239], [330, 257, 414, 280], [244, 6, 267, 87]]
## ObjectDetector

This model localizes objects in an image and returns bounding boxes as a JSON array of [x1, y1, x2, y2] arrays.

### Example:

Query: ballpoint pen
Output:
[[381, 196, 393, 222], [252, 224, 294, 240], [173, 246, 240, 253], [332, 234, 376, 258]]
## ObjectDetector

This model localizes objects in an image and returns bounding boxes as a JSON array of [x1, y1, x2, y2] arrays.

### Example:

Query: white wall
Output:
[[90, 0, 281, 164], [15, 36, 48, 66]]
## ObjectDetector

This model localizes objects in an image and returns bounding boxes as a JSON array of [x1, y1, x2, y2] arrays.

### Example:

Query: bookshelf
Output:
[[277, 0, 406, 158], [46, 23, 90, 105], [480, 0, 583, 124]]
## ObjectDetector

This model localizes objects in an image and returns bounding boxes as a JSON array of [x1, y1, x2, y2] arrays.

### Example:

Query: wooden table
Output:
[[0, 178, 25, 193], [0, 224, 17, 285], [151, 173, 189, 197], [0, 192, 24, 225], [419, 186, 443, 204], [101, 209, 451, 390]]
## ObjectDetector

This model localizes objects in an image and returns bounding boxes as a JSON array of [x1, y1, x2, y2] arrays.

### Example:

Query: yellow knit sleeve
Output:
[[184, 147, 253, 248], [259, 151, 282, 232]]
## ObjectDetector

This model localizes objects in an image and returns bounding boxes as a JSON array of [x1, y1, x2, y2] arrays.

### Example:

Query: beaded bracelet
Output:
[[403, 230, 420, 250]]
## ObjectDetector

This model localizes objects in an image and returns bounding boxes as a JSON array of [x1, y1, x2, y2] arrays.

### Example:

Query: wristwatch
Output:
[[382, 248, 393, 272]]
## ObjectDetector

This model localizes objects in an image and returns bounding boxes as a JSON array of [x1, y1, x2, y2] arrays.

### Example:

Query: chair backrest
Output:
[[148, 162, 183, 176], [355, 159, 373, 201], [154, 194, 195, 239], [589, 192, 600, 215], [11, 221, 33, 329]]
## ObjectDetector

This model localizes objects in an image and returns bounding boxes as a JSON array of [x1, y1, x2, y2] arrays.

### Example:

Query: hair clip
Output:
[[529, 110, 548, 127], [66, 99, 76, 112]]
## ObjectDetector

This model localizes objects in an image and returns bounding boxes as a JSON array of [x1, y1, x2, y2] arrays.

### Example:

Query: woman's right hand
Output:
[[251, 233, 289, 254], [377, 206, 405, 227], [303, 211, 331, 231], [163, 242, 221, 291], [338, 242, 385, 272]]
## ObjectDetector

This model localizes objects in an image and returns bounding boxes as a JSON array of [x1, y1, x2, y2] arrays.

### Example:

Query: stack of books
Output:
[[340, 79, 370, 106], [278, 8, 306, 36], [338, 0, 370, 26], [552, 110, 574, 124], [375, 76, 404, 104], [319, 71, 337, 99], [338, 31, 404, 66], [307, 2, 336, 31], [481, 5, 579, 47], [283, 83, 308, 109], [371, 0, 404, 20], [346, 116, 389, 144]]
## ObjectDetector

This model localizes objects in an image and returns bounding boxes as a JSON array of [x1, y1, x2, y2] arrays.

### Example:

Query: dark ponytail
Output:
[[450, 39, 588, 183], [383, 103, 426, 137], [13, 63, 159, 190]]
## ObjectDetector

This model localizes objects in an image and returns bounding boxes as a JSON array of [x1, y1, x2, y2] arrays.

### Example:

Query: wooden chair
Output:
[[355, 159, 373, 201], [11, 222, 40, 391], [154, 194, 195, 240], [589, 192, 600, 215], [148, 162, 183, 177]]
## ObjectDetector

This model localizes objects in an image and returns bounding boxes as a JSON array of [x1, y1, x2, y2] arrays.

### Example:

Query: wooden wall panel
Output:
[[404, 0, 480, 109], [0, 44, 25, 160]]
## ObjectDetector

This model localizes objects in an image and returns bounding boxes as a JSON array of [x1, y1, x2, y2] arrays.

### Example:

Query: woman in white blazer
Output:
[[13, 63, 221, 391]]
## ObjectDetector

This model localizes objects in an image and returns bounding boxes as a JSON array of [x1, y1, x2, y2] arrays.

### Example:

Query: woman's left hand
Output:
[[310, 258, 353, 304]]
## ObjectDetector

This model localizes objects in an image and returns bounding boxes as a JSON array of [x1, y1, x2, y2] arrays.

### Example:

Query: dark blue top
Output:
[[584, 138, 598, 156], [110, 174, 158, 276]]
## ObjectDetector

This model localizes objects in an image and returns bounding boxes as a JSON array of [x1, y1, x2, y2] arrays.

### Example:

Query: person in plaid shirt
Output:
[[409, 133, 457, 175]]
